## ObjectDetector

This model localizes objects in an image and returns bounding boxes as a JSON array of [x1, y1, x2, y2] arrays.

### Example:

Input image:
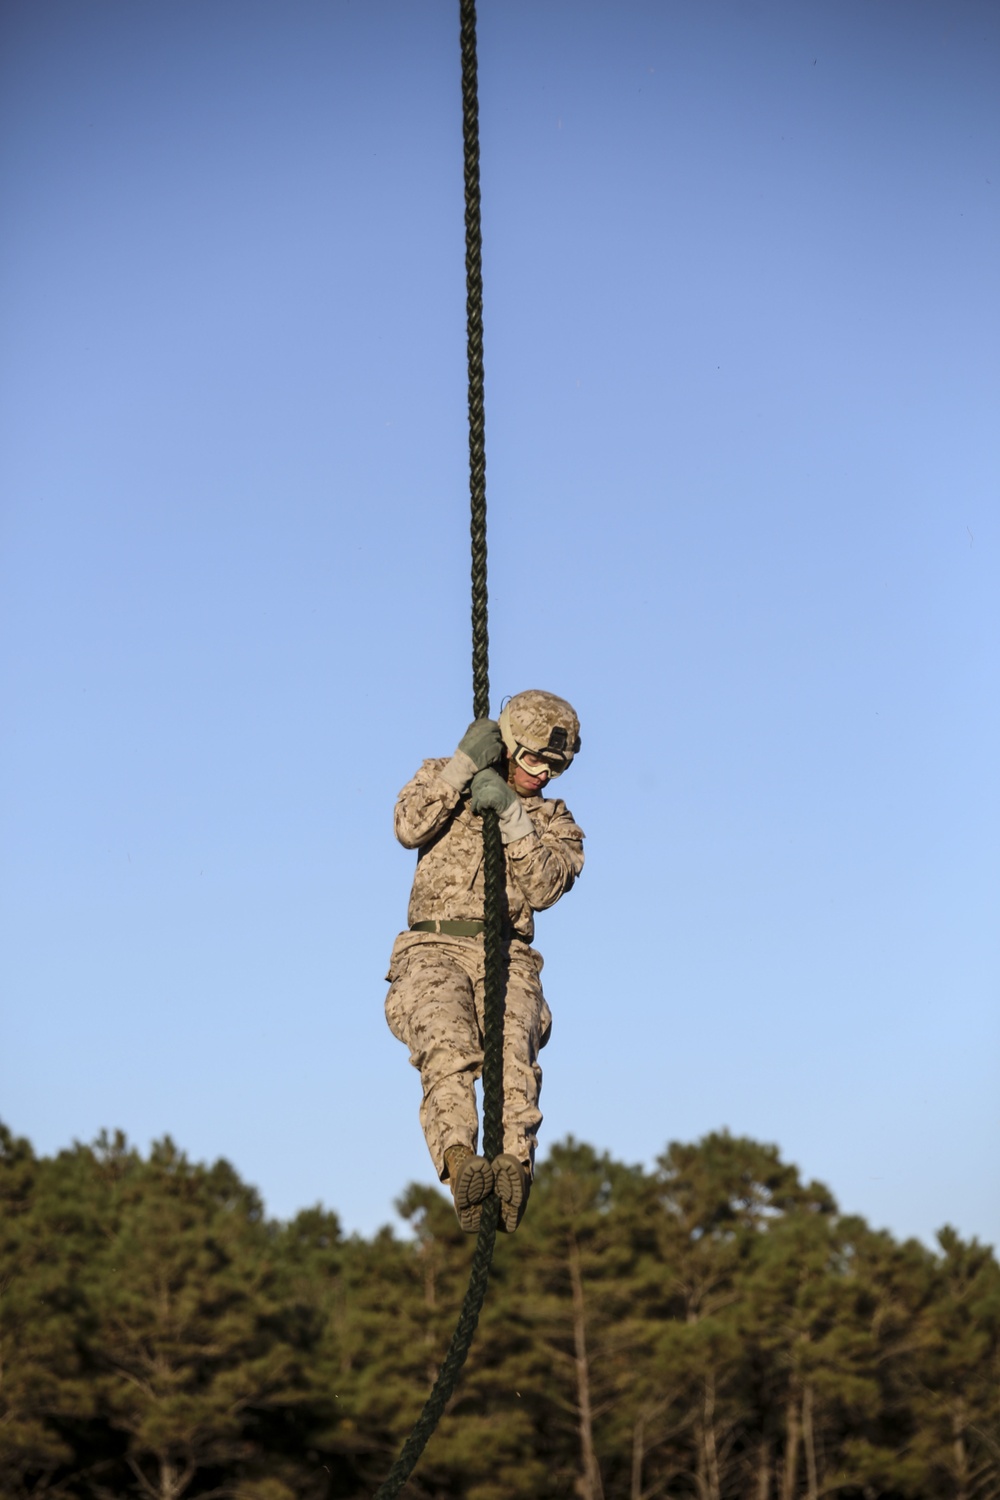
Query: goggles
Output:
[[512, 744, 569, 779]]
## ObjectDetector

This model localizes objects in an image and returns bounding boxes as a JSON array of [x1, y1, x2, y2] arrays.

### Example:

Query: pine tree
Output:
[[837, 1217, 943, 1498], [74, 1133, 307, 1500], [0, 1125, 107, 1497], [644, 1132, 835, 1500], [506, 1139, 645, 1500], [245, 1202, 368, 1499], [907, 1226, 1000, 1500]]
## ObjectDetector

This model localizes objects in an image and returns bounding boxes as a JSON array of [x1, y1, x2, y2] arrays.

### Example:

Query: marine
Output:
[[385, 691, 584, 1232]]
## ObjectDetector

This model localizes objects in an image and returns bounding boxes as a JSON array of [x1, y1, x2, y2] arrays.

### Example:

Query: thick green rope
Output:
[[372, 2, 506, 1494]]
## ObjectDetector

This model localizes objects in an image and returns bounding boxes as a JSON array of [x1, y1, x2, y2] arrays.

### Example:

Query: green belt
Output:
[[410, 919, 485, 937]]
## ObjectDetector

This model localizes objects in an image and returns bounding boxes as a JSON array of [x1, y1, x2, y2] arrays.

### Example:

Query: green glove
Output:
[[470, 767, 516, 815], [457, 719, 503, 772]]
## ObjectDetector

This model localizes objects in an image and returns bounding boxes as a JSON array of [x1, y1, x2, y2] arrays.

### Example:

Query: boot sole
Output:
[[493, 1154, 529, 1233], [453, 1155, 494, 1234]]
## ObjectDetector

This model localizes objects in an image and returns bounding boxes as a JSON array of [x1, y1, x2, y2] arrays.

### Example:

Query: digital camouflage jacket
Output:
[[394, 758, 585, 944]]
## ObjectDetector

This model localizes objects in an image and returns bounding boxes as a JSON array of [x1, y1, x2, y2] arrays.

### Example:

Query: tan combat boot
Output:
[[443, 1145, 494, 1234], [492, 1154, 530, 1233]]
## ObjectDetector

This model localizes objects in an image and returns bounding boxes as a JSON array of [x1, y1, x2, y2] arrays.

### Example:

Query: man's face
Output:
[[511, 761, 550, 797]]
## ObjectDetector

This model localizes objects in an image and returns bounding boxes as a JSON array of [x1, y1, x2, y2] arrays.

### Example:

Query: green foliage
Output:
[[1, 1120, 996, 1500]]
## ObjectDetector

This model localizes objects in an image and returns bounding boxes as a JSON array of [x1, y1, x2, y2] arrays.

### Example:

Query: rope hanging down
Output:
[[373, 2, 507, 1493]]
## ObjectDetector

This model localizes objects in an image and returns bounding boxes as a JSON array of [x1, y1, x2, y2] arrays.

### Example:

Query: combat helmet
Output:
[[498, 690, 581, 778]]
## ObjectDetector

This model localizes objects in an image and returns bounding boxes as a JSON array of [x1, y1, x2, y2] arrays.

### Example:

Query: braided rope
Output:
[[372, 2, 506, 1493], [464, 0, 489, 725]]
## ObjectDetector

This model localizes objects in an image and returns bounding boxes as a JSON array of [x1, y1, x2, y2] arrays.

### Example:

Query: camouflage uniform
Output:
[[386, 756, 584, 1180]]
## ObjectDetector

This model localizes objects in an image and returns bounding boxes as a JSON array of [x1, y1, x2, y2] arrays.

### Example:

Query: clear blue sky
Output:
[[2, 0, 997, 1250]]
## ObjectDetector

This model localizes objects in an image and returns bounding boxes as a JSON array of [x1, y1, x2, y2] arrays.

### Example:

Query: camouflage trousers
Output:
[[385, 931, 552, 1182]]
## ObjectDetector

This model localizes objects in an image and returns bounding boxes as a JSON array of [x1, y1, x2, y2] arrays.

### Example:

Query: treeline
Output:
[[1, 1124, 997, 1500]]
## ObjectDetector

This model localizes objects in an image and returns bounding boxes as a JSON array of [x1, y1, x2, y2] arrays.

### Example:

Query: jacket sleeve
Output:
[[394, 760, 463, 850], [506, 799, 585, 911]]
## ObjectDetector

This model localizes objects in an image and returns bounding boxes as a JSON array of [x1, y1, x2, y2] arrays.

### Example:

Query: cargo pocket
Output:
[[538, 996, 553, 1050], [384, 946, 415, 1043]]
